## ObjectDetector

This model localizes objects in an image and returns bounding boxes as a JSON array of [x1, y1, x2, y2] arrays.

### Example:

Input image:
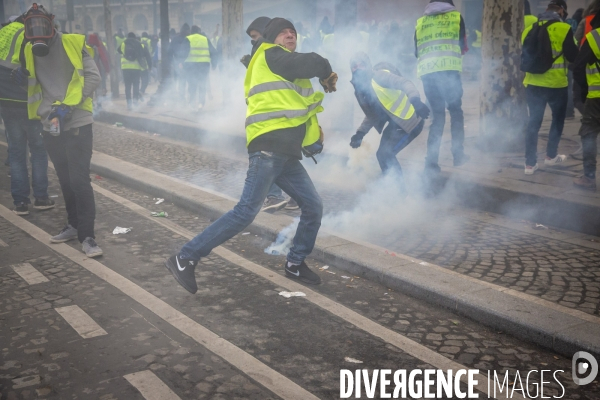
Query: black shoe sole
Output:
[[285, 269, 321, 285], [165, 258, 198, 294]]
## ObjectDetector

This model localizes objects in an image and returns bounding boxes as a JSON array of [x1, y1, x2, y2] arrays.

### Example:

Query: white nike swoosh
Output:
[[176, 257, 186, 271], [286, 268, 300, 277]]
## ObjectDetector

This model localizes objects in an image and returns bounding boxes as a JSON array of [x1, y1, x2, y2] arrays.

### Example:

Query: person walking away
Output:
[[183, 25, 215, 110], [167, 24, 191, 103], [415, 0, 470, 175], [164, 18, 338, 293], [349, 53, 430, 189], [140, 32, 153, 96], [86, 33, 109, 100], [572, 13, 600, 191], [0, 14, 54, 215], [521, 0, 578, 175], [118, 32, 144, 110], [13, 3, 102, 257]]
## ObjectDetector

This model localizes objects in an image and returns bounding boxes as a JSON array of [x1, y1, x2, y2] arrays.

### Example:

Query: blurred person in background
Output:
[[140, 32, 153, 97], [167, 23, 191, 104], [118, 32, 145, 110], [183, 25, 216, 110]]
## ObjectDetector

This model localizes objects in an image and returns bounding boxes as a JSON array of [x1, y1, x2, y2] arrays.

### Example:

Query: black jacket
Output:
[[247, 39, 333, 159], [0, 65, 27, 109], [574, 40, 596, 101]]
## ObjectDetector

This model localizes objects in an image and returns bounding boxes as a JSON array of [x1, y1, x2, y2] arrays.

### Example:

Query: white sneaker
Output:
[[524, 164, 539, 175], [544, 154, 567, 166]]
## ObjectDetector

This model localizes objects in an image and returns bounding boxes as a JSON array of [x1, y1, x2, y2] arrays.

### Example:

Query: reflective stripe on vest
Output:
[[0, 22, 25, 68], [522, 20, 571, 88], [25, 33, 93, 120], [186, 34, 210, 63], [415, 11, 462, 78], [371, 78, 421, 134], [585, 29, 600, 99], [244, 42, 324, 147], [120, 42, 142, 70]]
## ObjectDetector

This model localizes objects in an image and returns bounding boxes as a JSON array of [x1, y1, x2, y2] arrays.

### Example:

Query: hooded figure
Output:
[[349, 52, 429, 178], [241, 17, 271, 68]]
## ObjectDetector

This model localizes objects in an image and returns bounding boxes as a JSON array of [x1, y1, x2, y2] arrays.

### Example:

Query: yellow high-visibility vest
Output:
[[525, 15, 539, 29], [120, 41, 142, 70], [415, 11, 463, 78], [244, 42, 323, 148], [0, 22, 24, 68], [585, 28, 600, 99], [522, 20, 571, 88], [186, 33, 211, 63], [371, 77, 421, 134], [25, 34, 94, 120]]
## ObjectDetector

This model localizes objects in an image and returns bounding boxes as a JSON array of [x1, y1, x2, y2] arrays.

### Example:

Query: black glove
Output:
[[240, 54, 251, 68], [48, 103, 73, 126], [350, 131, 366, 148], [412, 98, 430, 119]]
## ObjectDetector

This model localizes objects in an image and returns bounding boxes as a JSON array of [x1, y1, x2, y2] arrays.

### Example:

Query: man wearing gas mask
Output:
[[12, 3, 102, 258]]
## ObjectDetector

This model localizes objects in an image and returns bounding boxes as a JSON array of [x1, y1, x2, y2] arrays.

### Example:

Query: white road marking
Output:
[[11, 263, 49, 285], [90, 183, 517, 400], [54, 305, 108, 339], [124, 370, 181, 400], [0, 238, 8, 247], [0, 204, 319, 400]]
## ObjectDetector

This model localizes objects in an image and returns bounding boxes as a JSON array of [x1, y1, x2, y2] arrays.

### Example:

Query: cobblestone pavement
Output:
[[1, 157, 599, 398], [89, 124, 600, 317]]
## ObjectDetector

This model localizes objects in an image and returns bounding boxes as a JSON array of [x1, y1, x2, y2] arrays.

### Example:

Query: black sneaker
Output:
[[261, 197, 288, 213], [284, 261, 321, 285], [165, 254, 198, 294], [13, 202, 29, 215], [285, 198, 299, 210], [33, 198, 56, 210]]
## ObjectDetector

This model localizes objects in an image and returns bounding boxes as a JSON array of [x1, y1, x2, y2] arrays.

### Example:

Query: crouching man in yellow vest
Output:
[[349, 52, 430, 190], [14, 4, 102, 257], [165, 18, 338, 293]]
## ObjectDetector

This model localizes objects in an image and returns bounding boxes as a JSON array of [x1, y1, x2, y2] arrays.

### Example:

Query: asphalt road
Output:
[[1, 150, 599, 399]]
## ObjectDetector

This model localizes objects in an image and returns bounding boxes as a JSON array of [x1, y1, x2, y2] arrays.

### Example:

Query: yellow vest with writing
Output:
[[372, 77, 421, 134], [0, 22, 25, 68], [522, 20, 571, 88], [244, 43, 323, 147], [25, 34, 93, 120], [415, 11, 462, 77]]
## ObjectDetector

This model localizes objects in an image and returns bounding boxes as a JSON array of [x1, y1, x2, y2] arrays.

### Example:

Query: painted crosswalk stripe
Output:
[[11, 263, 48, 285], [55, 305, 108, 339], [124, 370, 181, 400], [0, 238, 8, 247]]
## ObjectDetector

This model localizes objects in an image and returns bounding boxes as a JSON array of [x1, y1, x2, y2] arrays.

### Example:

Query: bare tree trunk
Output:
[[160, 0, 170, 82], [221, 0, 243, 64], [120, 0, 128, 32], [104, 0, 119, 98], [81, 2, 87, 33], [479, 0, 527, 149], [179, 0, 185, 28]]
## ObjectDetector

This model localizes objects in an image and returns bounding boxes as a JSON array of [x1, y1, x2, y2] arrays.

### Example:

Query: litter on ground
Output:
[[113, 227, 132, 234], [278, 291, 306, 298], [344, 357, 363, 364], [154, 198, 165, 205]]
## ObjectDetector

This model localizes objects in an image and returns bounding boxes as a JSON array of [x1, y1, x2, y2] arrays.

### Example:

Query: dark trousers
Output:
[[43, 125, 96, 242], [140, 69, 149, 94], [579, 98, 600, 179], [183, 62, 210, 105], [122, 69, 141, 102], [421, 71, 465, 166], [376, 120, 425, 174], [525, 85, 568, 167]]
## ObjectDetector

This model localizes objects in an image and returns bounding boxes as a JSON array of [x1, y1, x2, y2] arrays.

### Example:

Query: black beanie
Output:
[[246, 16, 271, 37], [549, 0, 567, 11], [262, 18, 296, 43]]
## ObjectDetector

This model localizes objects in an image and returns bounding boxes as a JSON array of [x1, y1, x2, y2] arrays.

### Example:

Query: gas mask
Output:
[[23, 3, 55, 57]]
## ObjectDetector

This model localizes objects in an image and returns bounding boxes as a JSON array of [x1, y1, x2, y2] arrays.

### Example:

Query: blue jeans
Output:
[[180, 151, 323, 264], [421, 71, 465, 166], [376, 120, 424, 174], [2, 107, 48, 205], [525, 85, 568, 167], [267, 183, 284, 199]]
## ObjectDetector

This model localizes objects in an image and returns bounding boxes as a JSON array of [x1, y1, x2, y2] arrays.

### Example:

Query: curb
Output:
[[90, 151, 600, 360], [98, 109, 600, 236]]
